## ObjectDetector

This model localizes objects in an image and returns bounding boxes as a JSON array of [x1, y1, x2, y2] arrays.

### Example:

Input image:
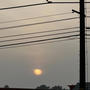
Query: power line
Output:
[[0, 27, 79, 39], [0, 30, 79, 43], [0, 17, 79, 30], [86, 34, 90, 36], [0, 36, 79, 49], [0, 34, 79, 48], [87, 16, 90, 17], [87, 10, 90, 12], [52, 1, 90, 4], [0, 12, 72, 24], [0, 2, 90, 11], [0, 2, 49, 11]]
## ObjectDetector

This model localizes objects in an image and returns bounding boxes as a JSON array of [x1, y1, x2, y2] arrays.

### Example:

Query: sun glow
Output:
[[33, 69, 43, 76]]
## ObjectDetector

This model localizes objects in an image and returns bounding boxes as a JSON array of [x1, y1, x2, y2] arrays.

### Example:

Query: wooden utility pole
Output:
[[80, 0, 86, 89]]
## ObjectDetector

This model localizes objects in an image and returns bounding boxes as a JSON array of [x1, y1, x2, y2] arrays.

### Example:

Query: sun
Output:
[[33, 69, 43, 76]]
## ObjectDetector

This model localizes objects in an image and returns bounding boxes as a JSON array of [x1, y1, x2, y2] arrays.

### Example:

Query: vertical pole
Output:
[[80, 0, 86, 90]]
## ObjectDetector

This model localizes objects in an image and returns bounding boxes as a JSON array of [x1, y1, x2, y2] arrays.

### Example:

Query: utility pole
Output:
[[80, 0, 86, 89]]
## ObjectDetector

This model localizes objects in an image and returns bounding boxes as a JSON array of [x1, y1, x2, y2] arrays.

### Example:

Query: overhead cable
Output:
[[0, 36, 79, 49], [0, 34, 79, 48], [0, 2, 90, 11], [0, 17, 79, 30], [0, 30, 79, 43], [0, 12, 72, 24], [0, 27, 79, 39]]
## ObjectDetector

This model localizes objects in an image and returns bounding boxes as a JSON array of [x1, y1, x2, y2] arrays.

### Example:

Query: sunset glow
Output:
[[33, 69, 43, 76]]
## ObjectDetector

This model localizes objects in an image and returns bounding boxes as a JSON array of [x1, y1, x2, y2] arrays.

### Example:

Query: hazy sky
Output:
[[0, 0, 90, 89]]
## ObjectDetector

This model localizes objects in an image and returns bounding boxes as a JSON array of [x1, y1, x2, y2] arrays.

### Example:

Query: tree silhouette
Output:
[[51, 85, 62, 90], [4, 85, 9, 88], [36, 85, 50, 89]]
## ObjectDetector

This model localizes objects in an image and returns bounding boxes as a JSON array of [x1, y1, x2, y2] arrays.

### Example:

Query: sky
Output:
[[0, 0, 90, 89]]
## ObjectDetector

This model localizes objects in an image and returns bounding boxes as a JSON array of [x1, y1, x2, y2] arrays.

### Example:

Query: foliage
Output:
[[51, 85, 62, 90], [36, 85, 68, 90], [36, 85, 50, 89]]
